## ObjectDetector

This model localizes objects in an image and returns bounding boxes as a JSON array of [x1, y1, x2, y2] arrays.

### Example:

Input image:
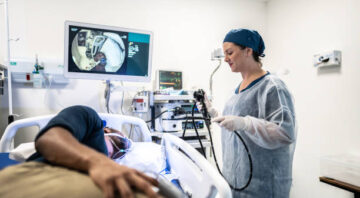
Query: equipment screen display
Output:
[[159, 70, 182, 90], [64, 21, 153, 82]]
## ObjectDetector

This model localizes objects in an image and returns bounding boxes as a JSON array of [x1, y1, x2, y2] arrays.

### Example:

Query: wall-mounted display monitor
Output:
[[64, 21, 153, 82], [158, 70, 182, 90]]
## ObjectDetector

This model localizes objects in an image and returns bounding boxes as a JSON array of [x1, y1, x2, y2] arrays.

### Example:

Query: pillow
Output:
[[115, 142, 166, 174], [9, 142, 36, 162]]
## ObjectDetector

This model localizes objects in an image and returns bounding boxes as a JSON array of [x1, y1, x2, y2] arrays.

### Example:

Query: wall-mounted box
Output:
[[313, 50, 341, 68], [9, 59, 68, 84]]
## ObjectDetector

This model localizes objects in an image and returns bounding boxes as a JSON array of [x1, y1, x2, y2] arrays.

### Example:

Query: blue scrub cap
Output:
[[223, 28, 265, 57]]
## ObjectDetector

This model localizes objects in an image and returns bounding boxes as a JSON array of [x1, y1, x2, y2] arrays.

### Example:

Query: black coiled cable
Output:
[[194, 100, 253, 191]]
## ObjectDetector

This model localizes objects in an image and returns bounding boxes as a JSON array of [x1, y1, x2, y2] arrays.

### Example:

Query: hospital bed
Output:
[[0, 113, 232, 198]]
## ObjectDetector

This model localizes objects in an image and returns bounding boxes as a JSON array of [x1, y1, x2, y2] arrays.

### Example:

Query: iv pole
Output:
[[3, 0, 14, 124]]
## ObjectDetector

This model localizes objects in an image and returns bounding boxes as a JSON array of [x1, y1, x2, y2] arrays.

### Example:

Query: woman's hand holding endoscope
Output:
[[196, 94, 219, 118]]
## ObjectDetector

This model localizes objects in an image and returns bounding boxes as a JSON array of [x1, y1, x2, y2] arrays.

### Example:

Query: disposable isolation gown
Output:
[[221, 73, 296, 198]]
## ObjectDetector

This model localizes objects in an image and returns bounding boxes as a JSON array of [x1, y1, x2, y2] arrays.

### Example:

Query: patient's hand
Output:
[[89, 159, 160, 198], [36, 127, 159, 198]]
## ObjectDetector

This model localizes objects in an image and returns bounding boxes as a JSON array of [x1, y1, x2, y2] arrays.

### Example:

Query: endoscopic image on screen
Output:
[[71, 29, 127, 73]]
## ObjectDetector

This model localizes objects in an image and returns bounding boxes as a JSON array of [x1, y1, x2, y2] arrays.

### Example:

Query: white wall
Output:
[[0, 1, 267, 145], [2, 0, 359, 197], [266, 0, 360, 197]]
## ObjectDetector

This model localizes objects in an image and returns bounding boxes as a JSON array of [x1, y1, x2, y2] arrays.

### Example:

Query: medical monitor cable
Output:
[[190, 103, 206, 155], [181, 118, 189, 138], [180, 115, 211, 137], [175, 104, 206, 152], [144, 108, 177, 123]]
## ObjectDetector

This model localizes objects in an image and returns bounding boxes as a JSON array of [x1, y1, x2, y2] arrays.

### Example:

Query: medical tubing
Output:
[[181, 118, 189, 138], [209, 59, 222, 100], [201, 107, 253, 191], [145, 109, 174, 123], [150, 105, 156, 130], [120, 91, 125, 114], [120, 81, 125, 114], [191, 103, 206, 155], [104, 80, 111, 113], [200, 100, 211, 124], [180, 116, 211, 137], [204, 121, 222, 175], [178, 116, 212, 137], [181, 116, 211, 138], [232, 130, 253, 191]]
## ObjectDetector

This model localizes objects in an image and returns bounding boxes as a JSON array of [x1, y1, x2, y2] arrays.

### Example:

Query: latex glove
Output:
[[212, 115, 251, 131], [196, 94, 219, 117]]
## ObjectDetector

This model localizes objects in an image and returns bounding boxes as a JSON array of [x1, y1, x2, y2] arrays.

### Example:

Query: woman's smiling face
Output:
[[223, 42, 249, 73]]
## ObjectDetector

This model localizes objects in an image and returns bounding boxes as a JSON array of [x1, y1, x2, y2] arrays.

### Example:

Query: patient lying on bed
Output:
[[0, 105, 162, 198]]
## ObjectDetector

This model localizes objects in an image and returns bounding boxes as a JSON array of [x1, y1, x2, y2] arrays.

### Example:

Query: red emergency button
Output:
[[26, 73, 31, 81], [135, 98, 144, 103]]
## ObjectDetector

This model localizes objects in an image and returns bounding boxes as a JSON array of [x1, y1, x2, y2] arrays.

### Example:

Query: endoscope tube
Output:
[[191, 102, 206, 155], [192, 92, 253, 191]]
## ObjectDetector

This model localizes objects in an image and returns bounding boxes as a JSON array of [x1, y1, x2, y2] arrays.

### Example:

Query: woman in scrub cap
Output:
[[204, 29, 297, 198]]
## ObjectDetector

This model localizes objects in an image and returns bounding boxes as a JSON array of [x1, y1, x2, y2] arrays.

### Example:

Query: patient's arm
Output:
[[36, 127, 160, 198]]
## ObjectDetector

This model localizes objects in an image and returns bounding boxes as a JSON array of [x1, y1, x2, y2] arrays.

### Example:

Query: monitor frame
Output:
[[64, 21, 153, 82]]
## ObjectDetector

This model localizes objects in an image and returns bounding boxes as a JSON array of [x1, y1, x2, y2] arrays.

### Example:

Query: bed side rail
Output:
[[0, 113, 151, 153], [98, 113, 151, 142], [0, 115, 54, 152], [161, 134, 232, 198]]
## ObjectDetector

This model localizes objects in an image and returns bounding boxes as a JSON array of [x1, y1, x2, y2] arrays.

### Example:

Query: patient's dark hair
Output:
[[110, 136, 126, 149]]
